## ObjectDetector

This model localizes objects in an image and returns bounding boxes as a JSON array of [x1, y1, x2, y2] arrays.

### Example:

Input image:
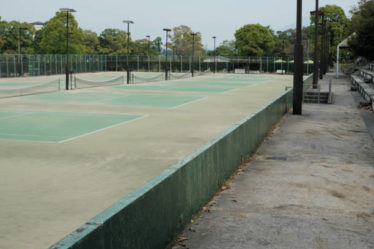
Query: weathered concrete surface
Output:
[[0, 74, 292, 249], [171, 73, 374, 249]]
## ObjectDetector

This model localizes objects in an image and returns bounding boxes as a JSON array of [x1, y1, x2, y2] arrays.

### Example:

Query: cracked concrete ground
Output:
[[171, 73, 374, 249]]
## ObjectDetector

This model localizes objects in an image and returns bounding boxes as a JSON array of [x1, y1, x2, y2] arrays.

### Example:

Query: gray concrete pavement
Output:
[[171, 73, 374, 249]]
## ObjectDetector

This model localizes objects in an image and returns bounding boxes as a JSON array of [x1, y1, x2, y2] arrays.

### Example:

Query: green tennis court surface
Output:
[[112, 85, 234, 93], [0, 82, 49, 87], [169, 81, 252, 87], [0, 110, 142, 142], [25, 92, 203, 108]]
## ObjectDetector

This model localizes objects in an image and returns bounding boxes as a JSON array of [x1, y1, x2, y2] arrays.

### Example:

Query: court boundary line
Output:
[[0, 112, 34, 121], [58, 114, 149, 143], [172, 96, 207, 109]]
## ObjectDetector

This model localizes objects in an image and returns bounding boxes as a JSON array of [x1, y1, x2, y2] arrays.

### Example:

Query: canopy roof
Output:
[[338, 32, 356, 48]]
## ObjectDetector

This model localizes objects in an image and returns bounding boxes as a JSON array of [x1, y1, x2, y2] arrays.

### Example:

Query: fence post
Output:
[[158, 55, 161, 72], [328, 79, 332, 104], [5, 54, 9, 77], [189, 56, 191, 72], [180, 56, 183, 72], [199, 56, 201, 72], [13, 55, 17, 77], [137, 55, 139, 71], [307, 58, 309, 75], [170, 55, 172, 72], [266, 56, 269, 73]]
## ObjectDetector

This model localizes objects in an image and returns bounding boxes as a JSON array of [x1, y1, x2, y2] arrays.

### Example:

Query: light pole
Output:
[[163, 28, 171, 80], [123, 20, 134, 84], [212, 36, 216, 73], [311, 0, 319, 89], [191, 32, 197, 77], [146, 35, 151, 72], [18, 27, 28, 55], [60, 8, 76, 90], [293, 0, 303, 115], [318, 11, 325, 80]]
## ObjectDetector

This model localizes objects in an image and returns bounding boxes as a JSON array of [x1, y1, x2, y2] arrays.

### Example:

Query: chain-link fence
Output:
[[0, 54, 315, 78]]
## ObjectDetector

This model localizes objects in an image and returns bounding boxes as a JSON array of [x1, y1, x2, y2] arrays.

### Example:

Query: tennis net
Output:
[[131, 73, 164, 84], [73, 75, 125, 89], [0, 79, 60, 99], [194, 69, 212, 77], [169, 72, 192, 80]]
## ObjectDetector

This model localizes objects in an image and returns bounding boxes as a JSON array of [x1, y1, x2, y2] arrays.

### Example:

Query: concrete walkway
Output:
[[171, 73, 374, 249]]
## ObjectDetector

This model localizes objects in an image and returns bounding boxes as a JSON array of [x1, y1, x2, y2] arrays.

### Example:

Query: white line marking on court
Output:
[[0, 112, 34, 121], [58, 114, 149, 143], [172, 96, 208, 109], [222, 88, 239, 94], [0, 132, 63, 138]]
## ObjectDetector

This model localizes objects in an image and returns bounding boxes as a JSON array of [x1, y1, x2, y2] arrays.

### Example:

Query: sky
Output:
[[0, 0, 359, 49]]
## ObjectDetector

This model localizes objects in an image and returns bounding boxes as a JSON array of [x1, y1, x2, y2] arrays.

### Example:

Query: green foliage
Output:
[[0, 18, 35, 54], [0, 17, 6, 51], [133, 38, 154, 55], [209, 40, 236, 56], [40, 12, 84, 54], [349, 0, 374, 60], [98, 28, 127, 54], [234, 24, 275, 56], [309, 5, 349, 61], [170, 25, 203, 56], [272, 30, 295, 57], [152, 37, 162, 54], [83, 30, 100, 54]]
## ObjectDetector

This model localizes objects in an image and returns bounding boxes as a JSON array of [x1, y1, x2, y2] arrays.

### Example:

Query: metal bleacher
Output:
[[351, 62, 374, 111]]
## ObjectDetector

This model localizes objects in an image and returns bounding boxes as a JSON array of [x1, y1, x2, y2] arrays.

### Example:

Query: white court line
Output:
[[0, 112, 34, 121], [0, 133, 63, 138], [172, 96, 208, 109], [58, 114, 149, 143]]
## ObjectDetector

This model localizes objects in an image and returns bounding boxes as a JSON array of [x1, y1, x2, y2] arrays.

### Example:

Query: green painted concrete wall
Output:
[[50, 88, 294, 249]]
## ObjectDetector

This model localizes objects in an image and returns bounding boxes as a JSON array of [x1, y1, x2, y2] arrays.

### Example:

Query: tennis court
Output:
[[0, 72, 293, 249], [0, 110, 142, 142]]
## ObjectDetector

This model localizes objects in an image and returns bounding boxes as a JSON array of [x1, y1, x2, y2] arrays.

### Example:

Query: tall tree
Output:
[[309, 5, 349, 62], [152, 36, 162, 54], [349, 0, 374, 60], [0, 17, 7, 52], [210, 40, 236, 56], [272, 30, 295, 57], [0, 20, 35, 54], [235, 24, 275, 56], [83, 30, 100, 54], [170, 25, 203, 56], [40, 11, 84, 54], [98, 28, 127, 54]]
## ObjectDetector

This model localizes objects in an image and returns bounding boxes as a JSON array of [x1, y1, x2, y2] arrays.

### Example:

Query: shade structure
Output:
[[274, 59, 287, 63]]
